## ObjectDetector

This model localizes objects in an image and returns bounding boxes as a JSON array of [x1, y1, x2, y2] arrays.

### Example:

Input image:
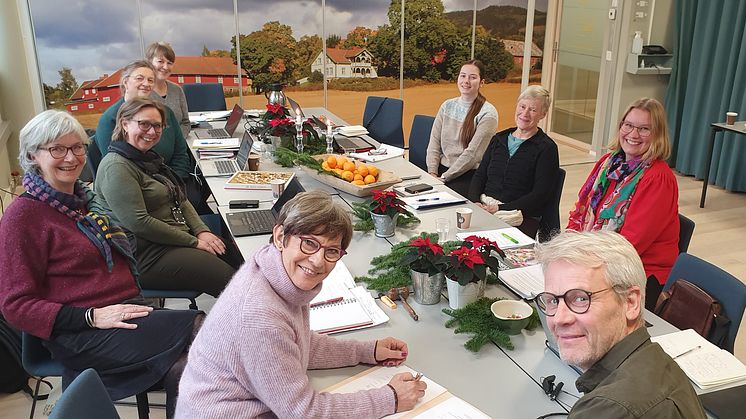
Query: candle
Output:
[[296, 114, 302, 125], [327, 123, 333, 136]]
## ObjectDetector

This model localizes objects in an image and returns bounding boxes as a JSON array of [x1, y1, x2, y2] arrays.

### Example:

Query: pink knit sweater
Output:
[[176, 244, 395, 418]]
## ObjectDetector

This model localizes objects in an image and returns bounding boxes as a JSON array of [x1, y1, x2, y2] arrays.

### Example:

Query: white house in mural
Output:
[[311, 47, 378, 78]]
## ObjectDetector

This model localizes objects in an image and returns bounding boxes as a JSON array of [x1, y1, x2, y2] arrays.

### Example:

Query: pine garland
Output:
[[442, 297, 542, 352]]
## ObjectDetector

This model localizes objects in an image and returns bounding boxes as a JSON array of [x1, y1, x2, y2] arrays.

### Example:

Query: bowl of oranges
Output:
[[304, 154, 402, 197]]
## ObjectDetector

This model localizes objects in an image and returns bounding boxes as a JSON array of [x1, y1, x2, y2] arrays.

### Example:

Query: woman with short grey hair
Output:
[[17, 109, 89, 173], [468, 84, 559, 238], [178, 190, 427, 418]]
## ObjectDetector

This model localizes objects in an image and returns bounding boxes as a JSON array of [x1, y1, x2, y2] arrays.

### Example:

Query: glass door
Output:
[[547, 0, 607, 147]]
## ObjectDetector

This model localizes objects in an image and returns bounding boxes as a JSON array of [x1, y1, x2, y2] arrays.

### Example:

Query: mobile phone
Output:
[[229, 199, 259, 209], [404, 183, 433, 194]]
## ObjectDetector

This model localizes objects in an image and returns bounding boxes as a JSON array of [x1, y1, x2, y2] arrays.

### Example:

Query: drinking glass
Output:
[[435, 218, 451, 242]]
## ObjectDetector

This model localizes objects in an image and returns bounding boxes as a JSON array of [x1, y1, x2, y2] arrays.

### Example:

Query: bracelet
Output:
[[85, 308, 95, 328], [374, 340, 380, 362], [386, 384, 398, 413]]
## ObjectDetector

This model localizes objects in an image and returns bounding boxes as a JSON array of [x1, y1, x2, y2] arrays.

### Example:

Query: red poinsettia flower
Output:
[[266, 103, 284, 115], [410, 237, 444, 255], [463, 235, 499, 252], [450, 246, 484, 269], [269, 117, 293, 128]]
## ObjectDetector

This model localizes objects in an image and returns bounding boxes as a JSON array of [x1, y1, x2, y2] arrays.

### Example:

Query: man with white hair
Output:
[[535, 231, 705, 418]]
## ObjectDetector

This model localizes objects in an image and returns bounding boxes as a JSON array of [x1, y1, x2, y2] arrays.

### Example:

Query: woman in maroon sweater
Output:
[[567, 98, 679, 310], [0, 110, 202, 419]]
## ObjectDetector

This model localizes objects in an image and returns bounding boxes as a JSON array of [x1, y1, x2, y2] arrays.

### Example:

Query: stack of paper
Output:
[[498, 264, 544, 300], [192, 138, 241, 149], [651, 329, 746, 389], [338, 125, 369, 137], [309, 262, 389, 334], [349, 144, 406, 162], [400, 192, 466, 210]]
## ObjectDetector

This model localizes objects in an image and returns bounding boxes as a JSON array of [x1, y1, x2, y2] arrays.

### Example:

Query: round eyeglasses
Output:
[[133, 120, 163, 133], [619, 122, 651, 137], [535, 288, 612, 316], [297, 236, 347, 262], [38, 143, 87, 159]]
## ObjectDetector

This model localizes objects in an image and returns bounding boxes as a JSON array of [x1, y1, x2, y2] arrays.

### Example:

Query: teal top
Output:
[[507, 132, 524, 158], [95, 98, 191, 178]]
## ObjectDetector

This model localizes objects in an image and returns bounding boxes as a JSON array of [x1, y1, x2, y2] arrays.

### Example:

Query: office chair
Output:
[[80, 129, 97, 183], [678, 213, 695, 254], [49, 369, 120, 419], [408, 115, 435, 171], [86, 140, 103, 181], [537, 168, 566, 243], [663, 253, 746, 353], [182, 83, 227, 112], [22, 333, 64, 419], [363, 96, 405, 148]]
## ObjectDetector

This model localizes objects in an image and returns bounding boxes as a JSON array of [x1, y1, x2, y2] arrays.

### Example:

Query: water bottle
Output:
[[632, 31, 643, 54]]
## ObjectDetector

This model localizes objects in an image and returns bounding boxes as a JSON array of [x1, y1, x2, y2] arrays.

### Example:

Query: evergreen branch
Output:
[[442, 297, 519, 352]]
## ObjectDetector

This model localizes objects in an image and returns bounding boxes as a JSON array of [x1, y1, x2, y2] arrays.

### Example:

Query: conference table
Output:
[[189, 108, 738, 418]]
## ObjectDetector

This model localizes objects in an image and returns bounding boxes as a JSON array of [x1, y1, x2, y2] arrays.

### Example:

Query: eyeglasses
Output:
[[297, 236, 347, 262], [38, 143, 87, 159], [535, 288, 612, 316], [133, 120, 163, 133], [620, 122, 651, 137]]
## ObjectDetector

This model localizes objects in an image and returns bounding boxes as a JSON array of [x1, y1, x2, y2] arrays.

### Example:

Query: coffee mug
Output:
[[456, 208, 473, 229]]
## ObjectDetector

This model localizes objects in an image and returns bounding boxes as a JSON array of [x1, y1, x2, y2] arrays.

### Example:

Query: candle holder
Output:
[[294, 119, 304, 167]]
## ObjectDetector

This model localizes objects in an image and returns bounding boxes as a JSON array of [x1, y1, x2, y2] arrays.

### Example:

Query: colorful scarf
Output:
[[22, 172, 139, 276], [567, 151, 651, 232]]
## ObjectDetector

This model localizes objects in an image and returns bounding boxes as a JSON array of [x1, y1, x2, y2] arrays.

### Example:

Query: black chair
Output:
[[80, 129, 97, 183], [663, 253, 746, 353], [678, 213, 695, 254], [408, 115, 435, 171], [363, 96, 405, 148], [182, 83, 227, 112], [86, 140, 103, 181], [49, 369, 119, 419], [537, 168, 567, 243]]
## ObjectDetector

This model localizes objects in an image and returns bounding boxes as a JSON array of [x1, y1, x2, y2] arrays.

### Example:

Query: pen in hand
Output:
[[413, 373, 423, 381]]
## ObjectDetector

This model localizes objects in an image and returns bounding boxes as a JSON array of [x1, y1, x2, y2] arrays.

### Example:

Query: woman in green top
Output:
[[95, 97, 234, 297]]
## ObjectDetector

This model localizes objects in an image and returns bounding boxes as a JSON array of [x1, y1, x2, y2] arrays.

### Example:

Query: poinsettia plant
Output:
[[399, 236, 446, 275], [258, 103, 325, 153], [444, 235, 504, 286], [369, 190, 409, 218]]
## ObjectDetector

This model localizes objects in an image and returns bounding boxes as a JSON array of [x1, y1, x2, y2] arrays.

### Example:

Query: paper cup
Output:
[[456, 208, 473, 229], [248, 154, 260, 171], [270, 179, 285, 199], [726, 112, 738, 125]]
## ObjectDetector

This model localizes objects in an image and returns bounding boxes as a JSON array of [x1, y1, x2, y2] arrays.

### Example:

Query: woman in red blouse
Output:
[[567, 98, 679, 310]]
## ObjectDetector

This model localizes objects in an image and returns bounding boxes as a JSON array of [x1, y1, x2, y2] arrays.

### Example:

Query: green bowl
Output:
[[491, 300, 533, 335]]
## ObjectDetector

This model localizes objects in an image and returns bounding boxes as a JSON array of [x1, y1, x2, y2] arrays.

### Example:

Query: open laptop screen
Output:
[[234, 131, 253, 170], [223, 104, 245, 136], [271, 177, 306, 216]]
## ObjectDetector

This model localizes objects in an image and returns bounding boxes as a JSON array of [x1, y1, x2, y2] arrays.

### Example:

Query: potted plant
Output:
[[399, 236, 446, 305], [443, 235, 503, 309], [258, 103, 325, 156], [367, 190, 412, 238]]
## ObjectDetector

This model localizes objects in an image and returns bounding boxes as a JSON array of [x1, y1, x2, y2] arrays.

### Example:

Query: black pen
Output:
[[416, 197, 440, 202]]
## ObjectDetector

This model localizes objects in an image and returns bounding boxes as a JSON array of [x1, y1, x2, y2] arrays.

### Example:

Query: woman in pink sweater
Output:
[[177, 191, 426, 418]]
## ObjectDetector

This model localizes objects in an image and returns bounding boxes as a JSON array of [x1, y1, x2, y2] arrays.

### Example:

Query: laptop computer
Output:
[[287, 96, 374, 153], [225, 177, 306, 237], [200, 131, 253, 177], [193, 104, 244, 138]]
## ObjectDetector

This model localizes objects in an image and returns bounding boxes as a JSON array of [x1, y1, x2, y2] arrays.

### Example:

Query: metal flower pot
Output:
[[446, 278, 486, 309], [370, 212, 399, 238], [410, 270, 444, 305]]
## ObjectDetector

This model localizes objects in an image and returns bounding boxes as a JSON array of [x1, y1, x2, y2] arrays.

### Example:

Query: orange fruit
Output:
[[357, 165, 369, 177], [321, 161, 331, 171], [368, 165, 379, 177], [333, 168, 343, 176], [337, 156, 349, 166], [342, 161, 356, 172], [364, 174, 376, 184], [351, 180, 366, 186], [341, 170, 354, 182], [326, 155, 338, 169], [353, 173, 364, 181]]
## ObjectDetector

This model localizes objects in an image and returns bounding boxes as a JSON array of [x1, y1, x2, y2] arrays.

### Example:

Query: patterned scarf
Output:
[[568, 151, 651, 232], [107, 141, 187, 205], [22, 172, 139, 276]]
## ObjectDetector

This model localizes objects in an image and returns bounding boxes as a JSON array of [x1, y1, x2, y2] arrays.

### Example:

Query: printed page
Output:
[[311, 262, 357, 306], [351, 286, 389, 326], [498, 264, 544, 299], [329, 365, 447, 419], [410, 396, 491, 419], [457, 227, 535, 249]]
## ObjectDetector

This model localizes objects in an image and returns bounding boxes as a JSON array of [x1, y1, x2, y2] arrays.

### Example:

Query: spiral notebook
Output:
[[309, 262, 389, 334]]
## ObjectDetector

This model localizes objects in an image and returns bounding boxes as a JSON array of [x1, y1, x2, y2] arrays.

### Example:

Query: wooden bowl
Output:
[[302, 154, 402, 197]]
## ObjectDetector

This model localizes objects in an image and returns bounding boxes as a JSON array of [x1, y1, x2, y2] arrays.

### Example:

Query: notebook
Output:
[[699, 383, 746, 419], [200, 131, 253, 177], [193, 104, 244, 138], [225, 177, 305, 237], [400, 191, 466, 210]]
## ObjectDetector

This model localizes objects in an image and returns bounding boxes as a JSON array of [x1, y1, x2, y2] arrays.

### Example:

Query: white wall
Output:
[[0, 0, 43, 197]]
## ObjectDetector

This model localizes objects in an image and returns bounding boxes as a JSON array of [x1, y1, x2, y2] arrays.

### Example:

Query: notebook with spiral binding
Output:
[[309, 296, 374, 334]]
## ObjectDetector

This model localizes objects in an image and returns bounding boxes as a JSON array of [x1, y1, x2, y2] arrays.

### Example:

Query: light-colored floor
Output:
[[2, 141, 745, 418]]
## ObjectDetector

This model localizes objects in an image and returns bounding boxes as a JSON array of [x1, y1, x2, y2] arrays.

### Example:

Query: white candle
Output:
[[296, 114, 302, 125], [327, 123, 333, 136]]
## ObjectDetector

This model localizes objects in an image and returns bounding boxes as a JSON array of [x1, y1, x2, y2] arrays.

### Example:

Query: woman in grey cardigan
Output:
[[95, 97, 235, 297], [147, 41, 190, 137]]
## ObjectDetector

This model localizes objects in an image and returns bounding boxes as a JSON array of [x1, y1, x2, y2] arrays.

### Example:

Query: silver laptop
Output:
[[226, 178, 305, 237], [200, 131, 253, 177], [193, 104, 244, 138]]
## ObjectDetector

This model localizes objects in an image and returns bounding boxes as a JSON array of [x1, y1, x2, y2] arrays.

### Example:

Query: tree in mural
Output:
[[474, 26, 515, 82], [343, 26, 375, 48], [57, 67, 79, 101], [232, 21, 297, 87], [326, 34, 342, 48], [294, 34, 322, 80]]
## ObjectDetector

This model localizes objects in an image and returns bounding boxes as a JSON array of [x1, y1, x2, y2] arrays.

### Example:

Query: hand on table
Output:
[[196, 231, 226, 255], [388, 372, 427, 412], [476, 202, 498, 214], [93, 304, 152, 329], [375, 337, 408, 367]]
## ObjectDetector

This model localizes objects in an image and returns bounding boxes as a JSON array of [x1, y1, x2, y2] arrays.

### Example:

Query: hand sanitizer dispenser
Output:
[[632, 31, 644, 54]]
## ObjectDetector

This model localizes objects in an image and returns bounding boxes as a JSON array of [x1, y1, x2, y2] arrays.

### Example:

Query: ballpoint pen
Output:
[[672, 345, 701, 359], [309, 297, 344, 308], [501, 232, 519, 244], [413, 373, 423, 381], [416, 197, 440, 202]]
